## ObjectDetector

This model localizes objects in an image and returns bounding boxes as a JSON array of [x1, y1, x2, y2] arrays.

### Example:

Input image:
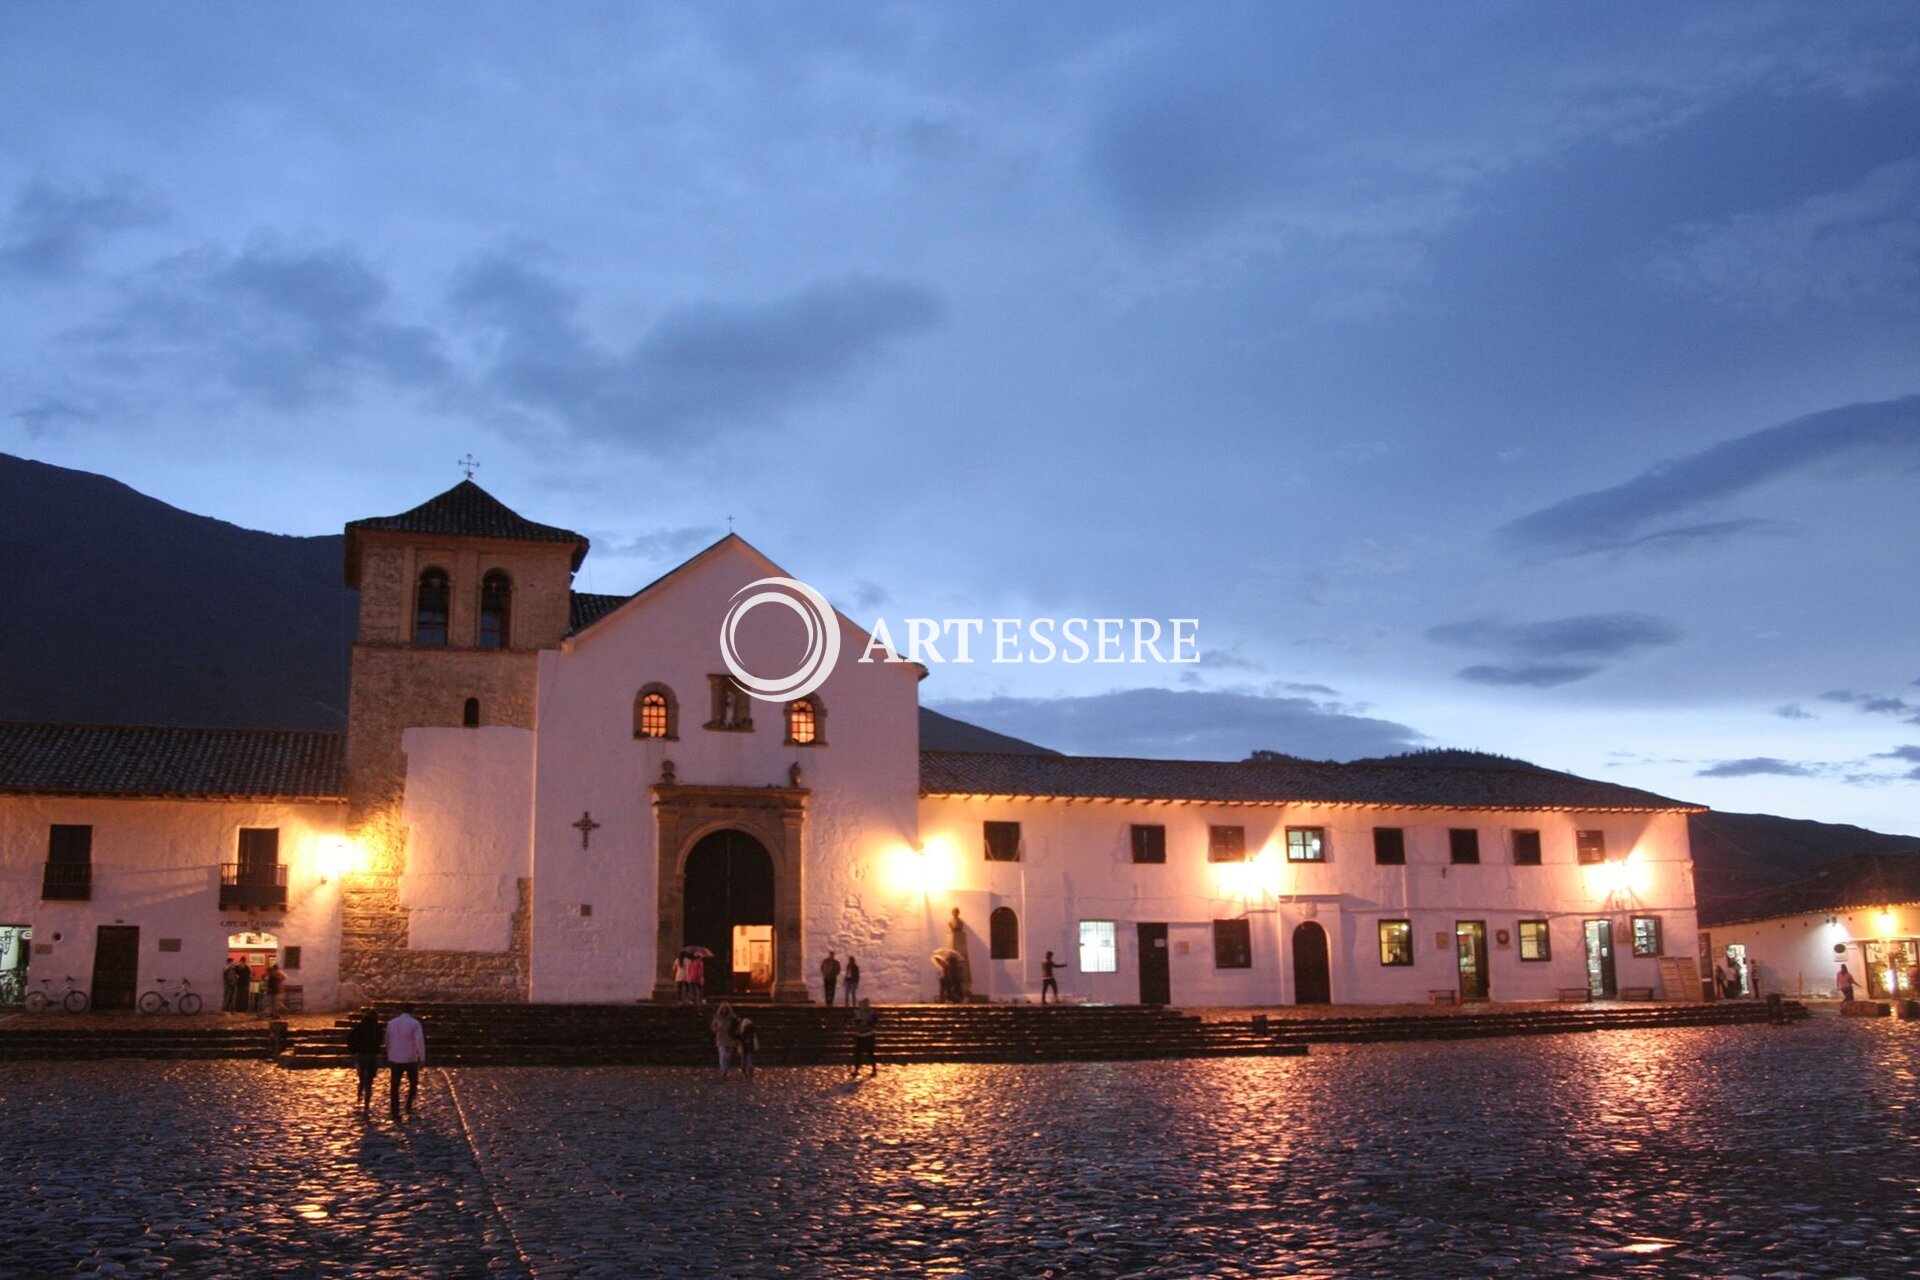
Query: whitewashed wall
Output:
[[397, 725, 535, 950], [527, 539, 924, 1002], [0, 795, 346, 1009], [914, 797, 1697, 1006], [1707, 904, 1918, 999]]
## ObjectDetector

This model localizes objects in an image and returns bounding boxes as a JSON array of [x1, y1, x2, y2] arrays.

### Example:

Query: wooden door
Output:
[[1292, 921, 1331, 1004], [1456, 921, 1489, 1000], [91, 925, 140, 1011], [1137, 923, 1170, 1005]]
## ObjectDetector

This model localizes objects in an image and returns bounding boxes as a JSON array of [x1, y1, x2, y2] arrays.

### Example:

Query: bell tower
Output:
[[337, 479, 588, 1003]]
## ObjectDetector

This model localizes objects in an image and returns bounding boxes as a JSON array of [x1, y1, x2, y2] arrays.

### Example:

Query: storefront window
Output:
[[1862, 940, 1918, 999]]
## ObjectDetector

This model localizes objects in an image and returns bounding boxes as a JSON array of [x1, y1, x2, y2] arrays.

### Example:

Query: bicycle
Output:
[[23, 975, 89, 1013], [138, 977, 203, 1015]]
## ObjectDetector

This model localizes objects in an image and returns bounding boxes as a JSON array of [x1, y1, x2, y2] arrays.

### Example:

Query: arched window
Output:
[[785, 696, 826, 746], [479, 570, 512, 650], [990, 906, 1020, 960], [633, 684, 677, 740], [463, 697, 480, 728], [414, 568, 450, 646]]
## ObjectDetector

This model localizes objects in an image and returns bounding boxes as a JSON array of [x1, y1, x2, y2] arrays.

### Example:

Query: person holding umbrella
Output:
[[684, 946, 710, 1005]]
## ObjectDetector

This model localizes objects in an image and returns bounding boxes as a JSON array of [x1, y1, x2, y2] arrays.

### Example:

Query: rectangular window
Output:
[[1130, 824, 1167, 864], [1286, 826, 1326, 862], [1213, 919, 1253, 969], [42, 823, 93, 900], [983, 821, 1022, 862], [1512, 829, 1542, 866], [1207, 825, 1246, 862], [1372, 827, 1406, 865], [1518, 920, 1551, 961], [1632, 916, 1663, 957], [1448, 828, 1480, 865], [1378, 920, 1413, 966], [282, 945, 303, 971], [1079, 920, 1117, 973], [1576, 830, 1607, 865], [238, 827, 280, 870]]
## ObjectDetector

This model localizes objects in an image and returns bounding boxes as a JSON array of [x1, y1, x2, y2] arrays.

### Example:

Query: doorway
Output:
[[683, 829, 774, 998], [1456, 921, 1489, 1001], [91, 925, 140, 1011], [1292, 921, 1331, 1004], [0, 925, 29, 1006], [1137, 923, 1170, 1005], [1584, 920, 1617, 998], [228, 930, 279, 1012]]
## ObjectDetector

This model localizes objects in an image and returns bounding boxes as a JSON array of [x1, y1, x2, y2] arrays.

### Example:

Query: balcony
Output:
[[220, 862, 287, 911], [41, 861, 92, 901]]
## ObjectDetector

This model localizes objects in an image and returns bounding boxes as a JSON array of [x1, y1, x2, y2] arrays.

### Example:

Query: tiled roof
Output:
[[569, 591, 632, 634], [919, 750, 1698, 812], [346, 480, 588, 569], [0, 723, 346, 800], [1700, 853, 1920, 927]]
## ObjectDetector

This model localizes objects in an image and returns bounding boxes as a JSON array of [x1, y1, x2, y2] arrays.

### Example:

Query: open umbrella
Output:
[[684, 945, 715, 959]]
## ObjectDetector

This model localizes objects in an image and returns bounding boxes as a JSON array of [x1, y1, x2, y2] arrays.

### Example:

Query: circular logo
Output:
[[718, 577, 841, 702]]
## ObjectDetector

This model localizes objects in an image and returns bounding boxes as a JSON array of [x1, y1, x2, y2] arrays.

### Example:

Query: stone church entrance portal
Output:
[[683, 830, 775, 998]]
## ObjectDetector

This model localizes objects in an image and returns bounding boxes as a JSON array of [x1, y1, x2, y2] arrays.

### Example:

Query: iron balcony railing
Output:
[[41, 861, 92, 901], [220, 862, 288, 910]]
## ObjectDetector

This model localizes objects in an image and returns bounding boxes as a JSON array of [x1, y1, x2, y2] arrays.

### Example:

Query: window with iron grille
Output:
[[1632, 916, 1663, 957], [1373, 827, 1406, 865], [478, 570, 512, 649], [1130, 824, 1166, 864], [1286, 826, 1326, 862], [984, 821, 1022, 862], [1576, 830, 1607, 865], [1512, 829, 1542, 866], [1213, 919, 1252, 969], [1207, 825, 1246, 862], [1449, 828, 1480, 864], [1518, 920, 1551, 960], [1079, 920, 1116, 973], [414, 568, 450, 646], [1378, 920, 1413, 966]]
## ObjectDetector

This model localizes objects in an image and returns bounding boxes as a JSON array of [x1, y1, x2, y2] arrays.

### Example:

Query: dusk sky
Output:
[[3, 5, 1917, 832]]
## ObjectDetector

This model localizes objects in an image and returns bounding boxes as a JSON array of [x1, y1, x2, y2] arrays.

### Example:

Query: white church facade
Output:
[[0, 481, 1702, 1013]]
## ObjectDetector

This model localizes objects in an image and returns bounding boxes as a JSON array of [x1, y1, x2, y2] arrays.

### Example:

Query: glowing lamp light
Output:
[[887, 837, 952, 897], [317, 835, 357, 883], [1876, 910, 1897, 937]]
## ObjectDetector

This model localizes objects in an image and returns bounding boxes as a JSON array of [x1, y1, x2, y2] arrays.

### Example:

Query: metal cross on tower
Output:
[[572, 812, 602, 850], [458, 453, 481, 480]]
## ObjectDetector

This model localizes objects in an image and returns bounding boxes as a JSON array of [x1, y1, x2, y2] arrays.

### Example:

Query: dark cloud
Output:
[[928, 687, 1424, 762], [1497, 395, 1920, 556], [1819, 689, 1920, 720], [9, 397, 97, 438], [1697, 757, 1821, 778], [452, 256, 944, 445], [1874, 745, 1920, 763], [1457, 663, 1603, 688], [1085, 81, 1294, 241], [1774, 703, 1815, 720], [74, 241, 449, 409], [0, 177, 165, 279], [596, 525, 723, 563], [1428, 612, 1682, 660]]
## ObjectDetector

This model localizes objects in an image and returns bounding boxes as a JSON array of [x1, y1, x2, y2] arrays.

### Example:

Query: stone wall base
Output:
[[337, 874, 532, 1008]]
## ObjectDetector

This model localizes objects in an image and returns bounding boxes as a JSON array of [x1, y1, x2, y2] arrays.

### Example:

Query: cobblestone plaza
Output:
[[1, 1016, 1915, 1278]]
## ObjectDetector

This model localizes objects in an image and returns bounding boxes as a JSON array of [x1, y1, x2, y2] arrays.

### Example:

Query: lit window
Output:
[[1373, 827, 1405, 865], [786, 697, 824, 745], [414, 568, 449, 647], [478, 570, 512, 649], [1518, 920, 1551, 960], [984, 821, 1021, 862], [1130, 824, 1166, 864], [990, 907, 1019, 960], [1512, 830, 1542, 866], [1576, 830, 1607, 865], [1449, 829, 1480, 865], [1632, 916, 1663, 957], [1079, 920, 1117, 973], [633, 685, 677, 740], [1286, 827, 1326, 862], [1379, 920, 1413, 966], [1208, 825, 1246, 862], [1214, 919, 1252, 968]]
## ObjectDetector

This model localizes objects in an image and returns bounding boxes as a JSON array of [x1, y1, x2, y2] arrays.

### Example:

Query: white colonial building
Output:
[[0, 481, 1703, 1013]]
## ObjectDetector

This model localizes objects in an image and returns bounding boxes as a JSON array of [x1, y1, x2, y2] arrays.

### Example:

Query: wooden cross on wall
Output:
[[573, 811, 602, 850]]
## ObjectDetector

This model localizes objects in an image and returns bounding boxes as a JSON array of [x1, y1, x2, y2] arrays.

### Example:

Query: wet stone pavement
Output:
[[0, 1015, 1916, 1279]]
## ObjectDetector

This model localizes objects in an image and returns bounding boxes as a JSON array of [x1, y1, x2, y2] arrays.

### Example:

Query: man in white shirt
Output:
[[383, 1003, 426, 1120]]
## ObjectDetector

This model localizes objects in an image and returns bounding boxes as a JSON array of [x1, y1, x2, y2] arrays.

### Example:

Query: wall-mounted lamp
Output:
[[317, 835, 356, 885]]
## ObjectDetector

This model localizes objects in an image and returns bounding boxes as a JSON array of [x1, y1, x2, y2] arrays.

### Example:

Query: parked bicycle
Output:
[[138, 977, 203, 1015], [23, 975, 89, 1013]]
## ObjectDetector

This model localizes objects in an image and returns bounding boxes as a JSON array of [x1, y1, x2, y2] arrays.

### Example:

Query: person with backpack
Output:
[[710, 1001, 740, 1077], [733, 1012, 759, 1077]]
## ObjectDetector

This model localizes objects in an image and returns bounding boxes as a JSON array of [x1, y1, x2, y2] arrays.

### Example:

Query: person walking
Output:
[[710, 1001, 740, 1078], [843, 954, 860, 1007], [1040, 950, 1063, 1005], [264, 961, 287, 1017], [820, 950, 841, 1006], [734, 1011, 759, 1078], [345, 1010, 382, 1116], [849, 998, 878, 1077], [384, 1003, 426, 1120], [1837, 963, 1856, 1002]]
